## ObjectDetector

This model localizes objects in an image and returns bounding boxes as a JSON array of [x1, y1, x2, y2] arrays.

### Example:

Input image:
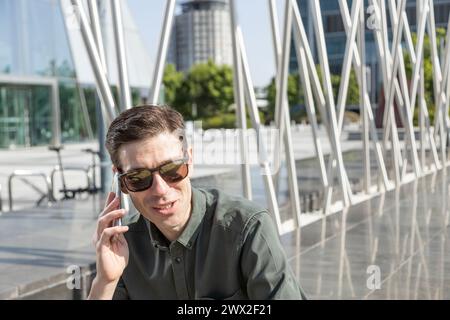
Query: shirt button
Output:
[[175, 257, 182, 263]]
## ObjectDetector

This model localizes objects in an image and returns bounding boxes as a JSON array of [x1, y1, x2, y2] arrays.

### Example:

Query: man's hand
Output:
[[88, 192, 129, 299]]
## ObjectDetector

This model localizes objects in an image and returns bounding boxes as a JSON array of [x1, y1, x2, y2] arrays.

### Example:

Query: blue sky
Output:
[[127, 0, 285, 88]]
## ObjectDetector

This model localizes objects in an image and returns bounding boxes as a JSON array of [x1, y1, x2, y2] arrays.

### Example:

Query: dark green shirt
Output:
[[113, 187, 305, 300]]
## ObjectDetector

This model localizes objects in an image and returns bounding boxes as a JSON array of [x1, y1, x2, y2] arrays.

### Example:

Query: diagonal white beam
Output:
[[236, 27, 287, 232], [268, 0, 303, 225], [336, 0, 362, 132], [402, 11, 417, 64], [294, 37, 328, 189], [111, 0, 132, 110], [321, 0, 362, 207], [339, 0, 390, 190], [149, 0, 175, 104], [291, 3, 328, 127], [409, 0, 430, 116], [379, 0, 417, 179], [70, 0, 117, 124], [369, 0, 402, 185], [229, 0, 252, 200], [311, 0, 352, 208]]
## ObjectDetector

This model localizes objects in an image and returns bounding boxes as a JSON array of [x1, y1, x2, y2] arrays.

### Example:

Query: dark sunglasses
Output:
[[118, 157, 189, 193]]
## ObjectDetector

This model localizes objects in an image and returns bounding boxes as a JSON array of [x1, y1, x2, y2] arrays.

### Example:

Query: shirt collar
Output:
[[176, 187, 206, 249], [144, 187, 206, 250]]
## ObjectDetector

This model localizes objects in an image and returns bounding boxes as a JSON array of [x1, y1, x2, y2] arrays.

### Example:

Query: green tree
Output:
[[265, 66, 359, 124], [404, 28, 446, 124], [316, 67, 360, 106], [265, 74, 304, 123], [176, 60, 234, 119], [162, 60, 235, 121], [162, 63, 183, 106]]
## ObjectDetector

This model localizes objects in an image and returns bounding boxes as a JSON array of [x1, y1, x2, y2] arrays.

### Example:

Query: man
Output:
[[88, 104, 305, 299]]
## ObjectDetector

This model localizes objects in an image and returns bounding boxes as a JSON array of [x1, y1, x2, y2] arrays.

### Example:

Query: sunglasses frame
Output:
[[118, 156, 189, 192]]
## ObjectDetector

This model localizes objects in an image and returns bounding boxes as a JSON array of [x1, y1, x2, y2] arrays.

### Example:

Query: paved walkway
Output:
[[284, 168, 450, 299], [0, 196, 101, 299]]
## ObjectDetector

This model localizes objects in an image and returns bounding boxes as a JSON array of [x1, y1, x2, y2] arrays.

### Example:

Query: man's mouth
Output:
[[152, 200, 177, 210], [154, 201, 175, 209]]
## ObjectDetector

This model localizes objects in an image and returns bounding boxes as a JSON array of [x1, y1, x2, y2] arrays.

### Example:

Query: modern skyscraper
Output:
[[169, 0, 232, 72]]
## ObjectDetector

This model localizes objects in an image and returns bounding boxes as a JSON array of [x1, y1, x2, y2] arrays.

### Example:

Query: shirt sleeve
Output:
[[112, 277, 130, 300], [240, 211, 307, 300]]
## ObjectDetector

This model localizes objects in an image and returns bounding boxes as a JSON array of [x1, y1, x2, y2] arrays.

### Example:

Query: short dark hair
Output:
[[106, 104, 185, 168]]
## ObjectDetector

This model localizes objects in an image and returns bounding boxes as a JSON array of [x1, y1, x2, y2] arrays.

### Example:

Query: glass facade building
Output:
[[291, 0, 450, 105], [0, 0, 94, 148], [0, 0, 152, 149]]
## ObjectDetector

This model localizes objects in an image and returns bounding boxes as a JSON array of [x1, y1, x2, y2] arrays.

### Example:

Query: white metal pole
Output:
[[408, 1, 429, 114], [237, 27, 285, 232], [311, 0, 352, 207], [335, 0, 362, 131], [111, 0, 132, 110], [149, 0, 175, 104], [295, 43, 328, 189], [370, 0, 404, 185], [358, 3, 370, 193], [229, 0, 252, 200], [273, 0, 292, 156], [291, 2, 327, 127], [339, 0, 389, 190], [268, 0, 303, 222], [70, 0, 117, 124], [88, 0, 107, 71]]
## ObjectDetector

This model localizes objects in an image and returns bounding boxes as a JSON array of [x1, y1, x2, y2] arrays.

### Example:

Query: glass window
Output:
[[0, 83, 52, 147], [59, 80, 90, 143], [0, 0, 74, 77]]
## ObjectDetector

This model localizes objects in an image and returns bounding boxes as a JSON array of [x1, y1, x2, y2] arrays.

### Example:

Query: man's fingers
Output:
[[116, 233, 127, 246], [98, 226, 129, 246], [96, 209, 127, 240], [93, 193, 124, 247], [99, 196, 120, 218], [99, 209, 126, 227]]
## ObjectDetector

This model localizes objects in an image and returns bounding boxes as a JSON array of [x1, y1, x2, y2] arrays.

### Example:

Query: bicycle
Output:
[[48, 145, 100, 200]]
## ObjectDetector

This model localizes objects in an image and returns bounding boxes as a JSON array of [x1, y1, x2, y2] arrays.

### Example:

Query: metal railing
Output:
[[8, 170, 55, 211], [49, 166, 91, 200]]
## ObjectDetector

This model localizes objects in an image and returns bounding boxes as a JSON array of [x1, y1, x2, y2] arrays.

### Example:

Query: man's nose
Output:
[[149, 173, 170, 195]]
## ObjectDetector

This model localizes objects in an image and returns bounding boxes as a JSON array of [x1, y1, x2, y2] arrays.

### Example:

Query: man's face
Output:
[[116, 132, 192, 238]]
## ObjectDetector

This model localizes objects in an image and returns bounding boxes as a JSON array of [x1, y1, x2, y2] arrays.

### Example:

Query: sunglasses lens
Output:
[[160, 160, 188, 183], [121, 160, 188, 192], [124, 169, 153, 192]]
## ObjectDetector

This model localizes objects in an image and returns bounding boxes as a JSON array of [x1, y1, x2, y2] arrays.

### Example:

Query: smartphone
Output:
[[112, 172, 122, 227]]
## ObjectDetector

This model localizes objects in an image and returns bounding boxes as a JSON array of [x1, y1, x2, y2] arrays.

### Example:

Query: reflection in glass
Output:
[[0, 84, 52, 147]]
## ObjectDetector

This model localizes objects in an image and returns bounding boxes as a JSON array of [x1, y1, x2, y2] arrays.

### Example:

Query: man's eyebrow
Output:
[[128, 158, 178, 172]]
